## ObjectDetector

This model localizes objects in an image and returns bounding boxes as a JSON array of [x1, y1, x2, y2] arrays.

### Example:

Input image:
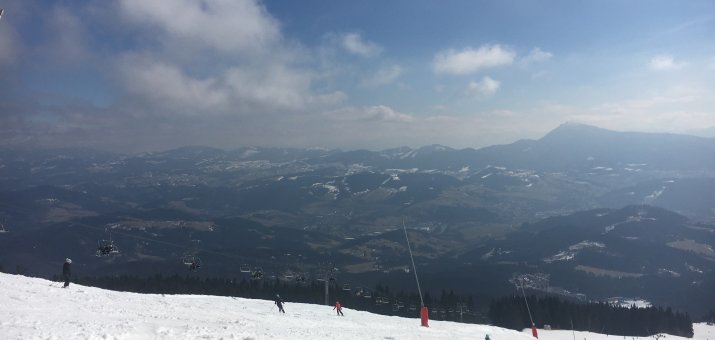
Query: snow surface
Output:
[[2, 273, 714, 340]]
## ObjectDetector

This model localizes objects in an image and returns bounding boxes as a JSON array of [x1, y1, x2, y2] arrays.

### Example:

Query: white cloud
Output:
[[362, 65, 403, 86], [340, 33, 382, 57], [44, 7, 91, 63], [649, 55, 686, 70], [533, 86, 713, 135], [119, 0, 280, 56], [117, 55, 230, 113], [113, 0, 344, 116], [326, 105, 414, 123], [531, 70, 549, 79], [433, 44, 515, 75], [0, 22, 20, 64], [465, 76, 501, 97], [521, 47, 553, 64]]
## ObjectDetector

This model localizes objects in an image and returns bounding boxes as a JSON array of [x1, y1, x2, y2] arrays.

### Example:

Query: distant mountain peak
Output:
[[546, 122, 607, 135], [416, 144, 454, 152]]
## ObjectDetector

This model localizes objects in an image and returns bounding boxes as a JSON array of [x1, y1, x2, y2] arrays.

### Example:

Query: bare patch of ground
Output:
[[575, 265, 643, 278]]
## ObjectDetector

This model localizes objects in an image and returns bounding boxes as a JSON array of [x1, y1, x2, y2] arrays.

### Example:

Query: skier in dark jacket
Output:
[[274, 294, 285, 313], [333, 300, 344, 316], [62, 258, 72, 288]]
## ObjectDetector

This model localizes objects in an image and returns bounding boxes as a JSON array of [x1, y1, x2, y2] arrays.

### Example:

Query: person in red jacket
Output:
[[333, 300, 344, 316]]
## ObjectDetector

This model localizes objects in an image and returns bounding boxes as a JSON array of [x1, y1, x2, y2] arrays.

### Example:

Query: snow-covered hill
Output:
[[1, 273, 713, 340]]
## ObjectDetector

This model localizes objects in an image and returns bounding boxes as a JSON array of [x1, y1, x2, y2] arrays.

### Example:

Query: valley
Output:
[[1, 124, 714, 317]]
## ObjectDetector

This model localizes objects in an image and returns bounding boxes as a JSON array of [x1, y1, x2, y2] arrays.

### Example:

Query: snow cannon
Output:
[[420, 306, 429, 327]]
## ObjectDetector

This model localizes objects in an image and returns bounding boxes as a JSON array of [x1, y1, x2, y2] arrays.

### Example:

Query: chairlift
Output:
[[182, 254, 197, 265], [96, 229, 119, 256], [182, 255, 202, 271], [239, 264, 251, 273], [96, 240, 119, 256], [363, 290, 372, 298], [251, 267, 264, 280], [342, 283, 351, 291]]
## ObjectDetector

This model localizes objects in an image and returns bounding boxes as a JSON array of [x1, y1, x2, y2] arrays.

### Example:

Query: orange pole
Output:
[[420, 307, 429, 327]]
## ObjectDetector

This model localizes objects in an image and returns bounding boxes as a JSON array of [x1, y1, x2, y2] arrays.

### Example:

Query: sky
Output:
[[4, 272, 714, 339], [1, 0, 714, 153]]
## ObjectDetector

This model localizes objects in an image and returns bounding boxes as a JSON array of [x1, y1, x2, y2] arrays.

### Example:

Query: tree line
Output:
[[488, 295, 693, 337]]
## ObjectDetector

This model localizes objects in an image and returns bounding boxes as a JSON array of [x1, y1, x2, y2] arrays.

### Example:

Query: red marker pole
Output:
[[531, 324, 538, 338], [420, 306, 429, 327]]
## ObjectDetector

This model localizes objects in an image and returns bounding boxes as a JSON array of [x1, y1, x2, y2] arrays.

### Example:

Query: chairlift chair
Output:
[[96, 228, 119, 256], [182, 254, 197, 266], [182, 254, 202, 271], [251, 267, 264, 280], [239, 264, 251, 273], [363, 290, 372, 298], [342, 283, 351, 291], [96, 240, 119, 257]]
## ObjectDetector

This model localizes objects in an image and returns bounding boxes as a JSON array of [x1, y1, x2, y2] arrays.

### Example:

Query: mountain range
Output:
[[1, 123, 714, 316]]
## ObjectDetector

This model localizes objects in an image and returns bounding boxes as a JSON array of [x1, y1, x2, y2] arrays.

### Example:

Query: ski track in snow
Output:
[[2, 273, 713, 339]]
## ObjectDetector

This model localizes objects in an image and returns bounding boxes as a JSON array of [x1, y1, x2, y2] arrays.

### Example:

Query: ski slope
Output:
[[1, 273, 713, 339]]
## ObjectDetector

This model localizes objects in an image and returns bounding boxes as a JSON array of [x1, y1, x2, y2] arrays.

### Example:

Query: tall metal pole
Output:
[[520, 281, 535, 325], [402, 218, 424, 307], [324, 269, 329, 306]]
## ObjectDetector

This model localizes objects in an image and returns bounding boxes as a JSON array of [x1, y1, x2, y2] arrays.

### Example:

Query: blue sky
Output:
[[1, 0, 714, 152]]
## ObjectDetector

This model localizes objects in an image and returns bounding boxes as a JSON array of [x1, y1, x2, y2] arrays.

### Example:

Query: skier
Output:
[[333, 300, 344, 316], [62, 258, 72, 288], [274, 294, 285, 313]]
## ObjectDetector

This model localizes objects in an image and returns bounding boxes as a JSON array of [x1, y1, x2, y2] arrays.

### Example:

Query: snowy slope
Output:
[[1, 273, 713, 340], [0, 273, 526, 340]]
